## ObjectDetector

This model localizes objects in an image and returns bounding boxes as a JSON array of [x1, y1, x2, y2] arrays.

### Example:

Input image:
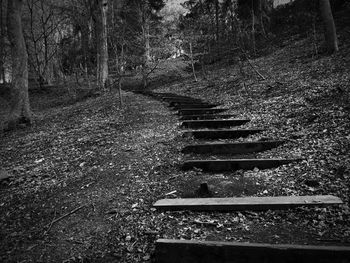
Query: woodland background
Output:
[[0, 0, 350, 262]]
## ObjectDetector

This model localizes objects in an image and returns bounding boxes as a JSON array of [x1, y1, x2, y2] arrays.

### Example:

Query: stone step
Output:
[[153, 195, 342, 212], [183, 129, 263, 139], [182, 158, 302, 172], [180, 114, 237, 120], [171, 104, 218, 110], [179, 108, 228, 115], [155, 239, 350, 263], [181, 119, 250, 129], [182, 140, 284, 154]]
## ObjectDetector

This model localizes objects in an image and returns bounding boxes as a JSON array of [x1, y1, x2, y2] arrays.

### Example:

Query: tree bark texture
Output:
[[96, 0, 108, 90], [6, 0, 31, 127], [145, 20, 151, 63], [0, 0, 5, 83], [319, 0, 338, 53], [215, 0, 219, 41]]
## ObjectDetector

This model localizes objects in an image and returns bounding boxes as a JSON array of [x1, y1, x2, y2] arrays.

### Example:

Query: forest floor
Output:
[[1, 25, 350, 263]]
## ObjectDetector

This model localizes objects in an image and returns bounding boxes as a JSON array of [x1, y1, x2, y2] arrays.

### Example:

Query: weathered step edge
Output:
[[153, 195, 343, 211], [180, 114, 237, 120], [182, 140, 285, 154], [168, 101, 215, 106], [171, 104, 218, 110], [163, 97, 204, 102], [183, 129, 264, 139], [156, 239, 350, 263], [182, 158, 302, 172], [178, 108, 228, 115], [181, 119, 250, 128]]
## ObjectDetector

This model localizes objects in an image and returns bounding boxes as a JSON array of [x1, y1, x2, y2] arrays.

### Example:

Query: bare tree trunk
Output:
[[251, 0, 256, 55], [215, 0, 219, 42], [118, 76, 123, 107], [259, 0, 267, 38], [319, 0, 338, 53], [145, 19, 151, 63], [142, 69, 148, 90], [189, 41, 197, 82], [100, 0, 108, 89], [0, 0, 5, 83], [95, 0, 108, 90], [82, 23, 90, 73], [7, 0, 31, 128], [141, 9, 151, 89]]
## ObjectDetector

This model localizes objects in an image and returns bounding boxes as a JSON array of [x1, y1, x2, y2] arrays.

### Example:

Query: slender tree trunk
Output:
[[189, 41, 197, 82], [319, 0, 338, 53], [95, 0, 108, 90], [145, 20, 151, 63], [141, 9, 151, 89], [0, 0, 5, 83], [99, 0, 108, 90], [81, 23, 89, 73], [259, 0, 267, 38], [7, 0, 31, 128], [251, 0, 256, 55], [215, 0, 219, 41]]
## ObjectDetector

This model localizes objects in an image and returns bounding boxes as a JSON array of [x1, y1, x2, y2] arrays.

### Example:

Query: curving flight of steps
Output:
[[143, 92, 346, 263]]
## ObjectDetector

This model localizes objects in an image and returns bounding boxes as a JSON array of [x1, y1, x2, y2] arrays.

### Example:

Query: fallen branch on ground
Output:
[[45, 205, 86, 234]]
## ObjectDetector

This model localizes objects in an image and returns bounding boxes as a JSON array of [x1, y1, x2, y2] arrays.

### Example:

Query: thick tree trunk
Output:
[[6, 0, 31, 128], [96, 0, 108, 90], [319, 0, 338, 53]]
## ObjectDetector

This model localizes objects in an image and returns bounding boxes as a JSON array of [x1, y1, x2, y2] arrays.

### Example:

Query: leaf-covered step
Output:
[[153, 195, 342, 212], [180, 114, 237, 120], [155, 239, 350, 263], [178, 108, 228, 115], [181, 119, 250, 129], [183, 129, 263, 139], [182, 140, 284, 154], [182, 158, 302, 172]]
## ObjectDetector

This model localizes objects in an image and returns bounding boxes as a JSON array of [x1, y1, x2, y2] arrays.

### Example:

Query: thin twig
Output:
[[45, 205, 86, 234]]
